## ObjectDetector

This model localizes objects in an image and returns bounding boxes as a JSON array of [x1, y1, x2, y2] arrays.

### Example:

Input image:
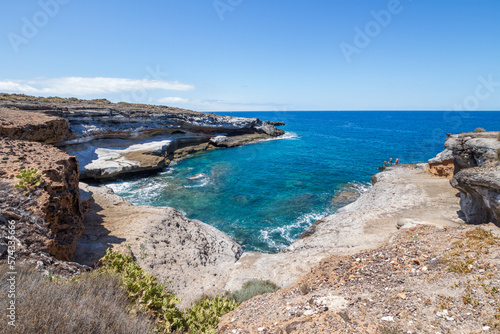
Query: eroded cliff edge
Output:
[[445, 131, 500, 225]]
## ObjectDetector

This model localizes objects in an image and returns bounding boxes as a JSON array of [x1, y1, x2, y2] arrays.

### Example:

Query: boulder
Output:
[[427, 149, 454, 178]]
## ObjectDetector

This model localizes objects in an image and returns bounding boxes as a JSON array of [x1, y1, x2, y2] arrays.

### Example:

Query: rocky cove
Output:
[[1, 95, 499, 332]]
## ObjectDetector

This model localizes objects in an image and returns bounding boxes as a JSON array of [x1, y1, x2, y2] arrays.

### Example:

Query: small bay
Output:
[[109, 110, 500, 252]]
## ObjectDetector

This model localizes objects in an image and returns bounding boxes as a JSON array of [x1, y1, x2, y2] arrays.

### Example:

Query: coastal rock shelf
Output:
[[0, 94, 285, 180]]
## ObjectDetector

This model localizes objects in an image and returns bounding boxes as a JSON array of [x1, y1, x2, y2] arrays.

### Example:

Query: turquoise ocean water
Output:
[[109, 111, 500, 253]]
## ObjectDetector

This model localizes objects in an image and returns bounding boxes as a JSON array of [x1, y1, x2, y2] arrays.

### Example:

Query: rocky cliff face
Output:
[[0, 138, 83, 271], [0, 107, 69, 144], [0, 94, 284, 144], [445, 132, 500, 225], [0, 94, 285, 180], [0, 138, 84, 261]]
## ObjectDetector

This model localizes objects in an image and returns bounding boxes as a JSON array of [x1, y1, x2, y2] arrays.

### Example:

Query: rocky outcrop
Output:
[[74, 183, 243, 308], [0, 94, 284, 144], [427, 149, 454, 178], [445, 131, 499, 172], [450, 165, 500, 225], [0, 137, 84, 262], [0, 107, 69, 144], [0, 94, 285, 180], [209, 133, 272, 148], [446, 132, 500, 225]]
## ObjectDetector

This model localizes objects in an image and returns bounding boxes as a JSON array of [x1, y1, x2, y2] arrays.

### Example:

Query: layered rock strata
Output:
[[0, 94, 284, 143], [0, 94, 285, 180]]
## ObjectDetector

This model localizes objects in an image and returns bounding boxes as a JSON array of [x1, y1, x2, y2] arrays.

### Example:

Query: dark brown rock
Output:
[[0, 107, 69, 143], [0, 137, 83, 261]]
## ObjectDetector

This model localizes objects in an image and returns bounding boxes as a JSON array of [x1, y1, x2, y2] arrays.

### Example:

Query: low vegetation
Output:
[[14, 168, 45, 195], [0, 264, 155, 334], [445, 227, 498, 274], [226, 279, 281, 304], [474, 127, 486, 132], [0, 250, 280, 333], [100, 250, 245, 333]]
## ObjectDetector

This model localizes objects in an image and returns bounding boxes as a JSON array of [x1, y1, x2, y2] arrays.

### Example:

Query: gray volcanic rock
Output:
[[428, 149, 454, 164], [446, 132, 500, 225], [450, 165, 500, 225], [209, 133, 272, 148], [445, 131, 500, 172]]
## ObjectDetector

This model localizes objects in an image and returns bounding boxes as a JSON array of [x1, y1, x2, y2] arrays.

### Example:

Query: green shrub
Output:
[[227, 279, 280, 304], [100, 249, 185, 332], [474, 127, 486, 133], [0, 264, 155, 334], [100, 249, 240, 333], [497, 132, 500, 141], [14, 168, 45, 195], [184, 295, 239, 333]]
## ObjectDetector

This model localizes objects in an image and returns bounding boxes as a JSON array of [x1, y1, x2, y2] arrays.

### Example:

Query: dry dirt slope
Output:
[[218, 225, 500, 334]]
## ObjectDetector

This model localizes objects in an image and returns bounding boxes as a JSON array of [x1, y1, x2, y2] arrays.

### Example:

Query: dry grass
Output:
[[0, 264, 154, 334]]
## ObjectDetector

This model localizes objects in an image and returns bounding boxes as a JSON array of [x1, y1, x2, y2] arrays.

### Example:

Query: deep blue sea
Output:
[[109, 110, 500, 253]]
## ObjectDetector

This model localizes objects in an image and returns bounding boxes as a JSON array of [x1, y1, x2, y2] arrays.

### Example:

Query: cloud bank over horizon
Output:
[[0, 77, 194, 97]]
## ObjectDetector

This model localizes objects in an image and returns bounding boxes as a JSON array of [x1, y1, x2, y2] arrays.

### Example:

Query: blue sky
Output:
[[0, 0, 499, 111]]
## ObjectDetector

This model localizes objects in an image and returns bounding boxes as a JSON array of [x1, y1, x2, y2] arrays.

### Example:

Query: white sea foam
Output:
[[107, 181, 137, 194], [267, 131, 299, 141], [259, 211, 328, 251], [184, 174, 211, 188], [343, 181, 372, 194]]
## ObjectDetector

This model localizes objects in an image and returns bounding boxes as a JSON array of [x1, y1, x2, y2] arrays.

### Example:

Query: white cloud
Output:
[[158, 97, 190, 104], [157, 96, 284, 111], [0, 77, 194, 96]]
